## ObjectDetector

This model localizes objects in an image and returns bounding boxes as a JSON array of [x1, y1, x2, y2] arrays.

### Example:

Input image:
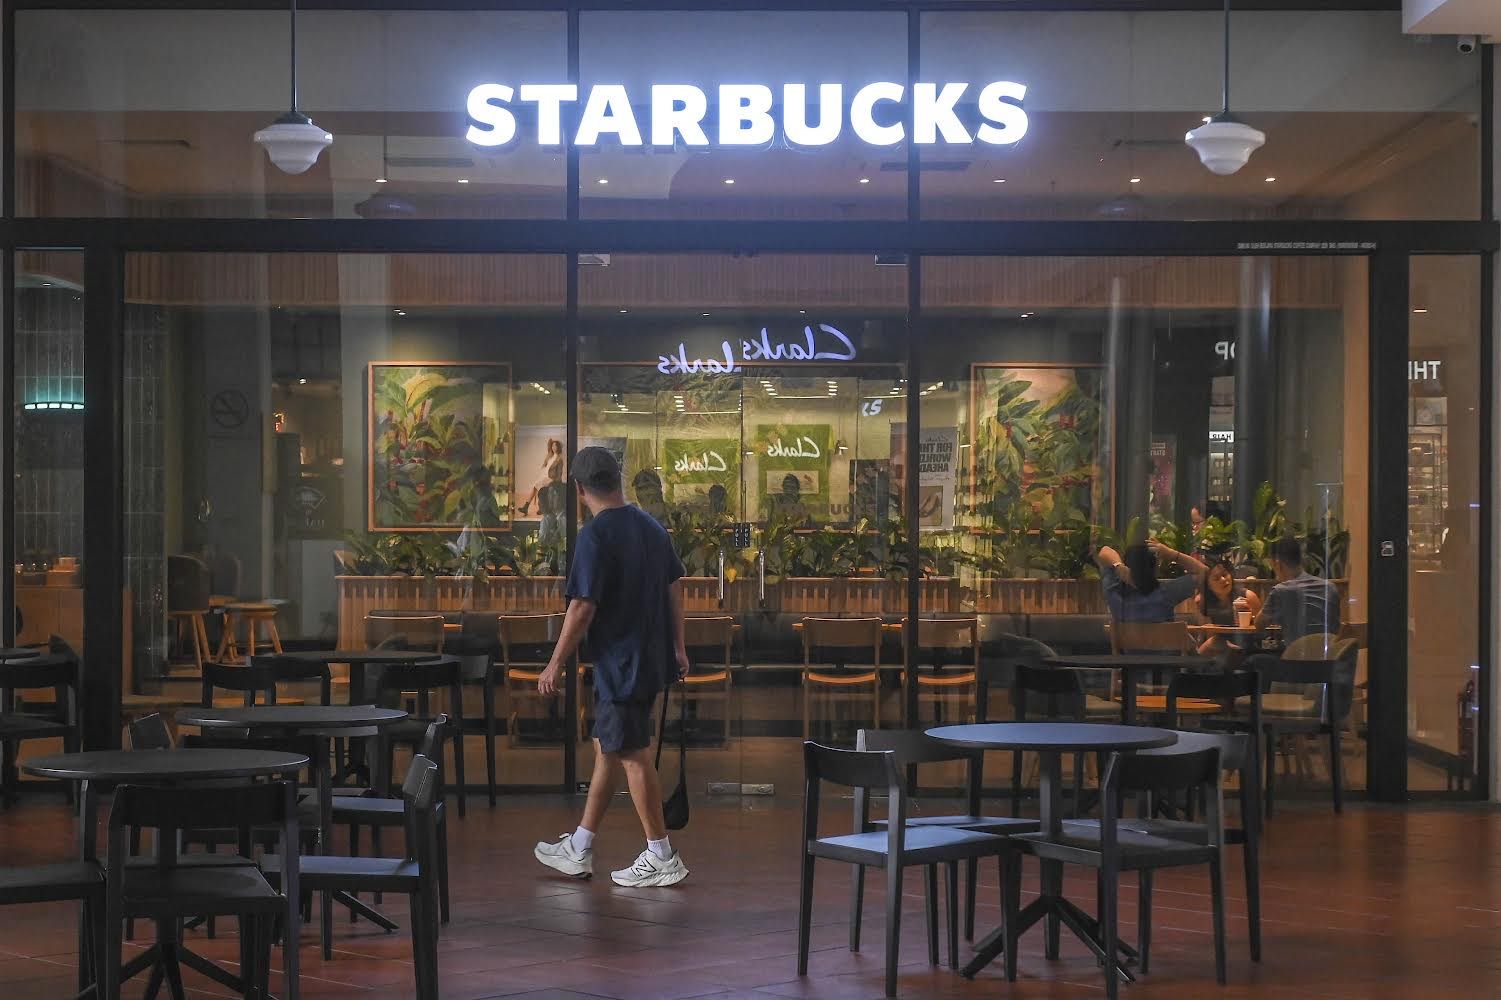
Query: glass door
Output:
[[579, 253, 909, 800]]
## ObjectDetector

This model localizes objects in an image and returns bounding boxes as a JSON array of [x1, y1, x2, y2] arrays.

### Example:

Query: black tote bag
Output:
[[655, 681, 690, 830]]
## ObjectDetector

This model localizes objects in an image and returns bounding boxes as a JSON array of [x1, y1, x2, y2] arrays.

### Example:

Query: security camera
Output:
[[1457, 35, 1477, 54]]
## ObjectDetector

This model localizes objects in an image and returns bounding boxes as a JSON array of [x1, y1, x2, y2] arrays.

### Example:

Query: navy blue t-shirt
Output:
[[566, 504, 685, 703]]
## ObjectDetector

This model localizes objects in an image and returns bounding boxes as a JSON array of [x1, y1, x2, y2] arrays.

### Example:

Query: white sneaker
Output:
[[534, 834, 593, 879], [610, 849, 689, 887]]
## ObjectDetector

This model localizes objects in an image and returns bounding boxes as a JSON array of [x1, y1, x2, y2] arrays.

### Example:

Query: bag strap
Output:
[[655, 676, 673, 770], [677, 676, 689, 768]]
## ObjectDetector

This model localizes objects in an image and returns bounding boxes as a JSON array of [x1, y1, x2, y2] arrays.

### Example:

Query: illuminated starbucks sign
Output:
[[465, 82, 1029, 148]]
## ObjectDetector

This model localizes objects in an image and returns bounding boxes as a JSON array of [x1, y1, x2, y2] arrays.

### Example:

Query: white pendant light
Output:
[[254, 0, 331, 174], [1185, 0, 1265, 176]]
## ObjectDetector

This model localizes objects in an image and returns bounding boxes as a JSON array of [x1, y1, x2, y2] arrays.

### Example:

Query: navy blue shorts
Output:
[[592, 696, 654, 754]]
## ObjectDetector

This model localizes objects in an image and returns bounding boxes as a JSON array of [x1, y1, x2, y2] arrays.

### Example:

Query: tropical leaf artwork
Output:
[[368, 364, 511, 531], [971, 366, 1107, 534]]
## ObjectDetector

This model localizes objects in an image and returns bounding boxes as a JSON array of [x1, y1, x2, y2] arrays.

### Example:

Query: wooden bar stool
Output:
[[216, 603, 284, 663]]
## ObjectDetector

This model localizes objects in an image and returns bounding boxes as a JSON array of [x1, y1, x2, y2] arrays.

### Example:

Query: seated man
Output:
[[1257, 536, 1341, 642]]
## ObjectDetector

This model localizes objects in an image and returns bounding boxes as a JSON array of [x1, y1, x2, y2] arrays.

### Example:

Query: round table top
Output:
[[0, 647, 42, 660], [175, 705, 408, 732], [22, 748, 309, 783], [1044, 654, 1216, 670], [927, 722, 1179, 753], [272, 649, 446, 666]]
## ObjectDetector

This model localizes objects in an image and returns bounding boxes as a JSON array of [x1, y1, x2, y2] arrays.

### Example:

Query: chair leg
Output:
[[1138, 870, 1153, 974], [964, 857, 977, 942], [450, 722, 468, 819], [1100, 862, 1119, 1000], [321, 890, 334, 961], [1263, 732, 1277, 819], [945, 861, 960, 970], [372, 828, 384, 904], [884, 862, 904, 998], [438, 814, 452, 924], [1011, 748, 1023, 817], [924, 864, 938, 966], [849, 865, 864, 952], [409, 890, 434, 1000], [796, 853, 815, 976], [1071, 752, 1084, 818], [484, 687, 498, 808], [1246, 834, 1263, 962], [1002, 855, 1020, 983], [1328, 725, 1343, 814], [1209, 854, 1228, 985]]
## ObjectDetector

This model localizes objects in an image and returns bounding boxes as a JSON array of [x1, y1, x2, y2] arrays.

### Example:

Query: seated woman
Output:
[[1095, 541, 1206, 623], [1195, 558, 1263, 654]]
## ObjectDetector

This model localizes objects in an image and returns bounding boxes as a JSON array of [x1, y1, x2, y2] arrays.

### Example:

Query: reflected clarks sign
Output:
[[657, 323, 857, 375], [466, 82, 1028, 148]]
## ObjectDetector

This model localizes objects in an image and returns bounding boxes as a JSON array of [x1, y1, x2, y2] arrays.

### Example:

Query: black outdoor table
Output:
[[928, 723, 1177, 981], [175, 705, 408, 935], [272, 649, 444, 781], [1042, 653, 1215, 725], [23, 748, 309, 998]]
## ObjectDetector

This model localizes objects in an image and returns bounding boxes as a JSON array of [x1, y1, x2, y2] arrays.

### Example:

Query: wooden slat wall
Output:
[[83, 253, 1345, 311]]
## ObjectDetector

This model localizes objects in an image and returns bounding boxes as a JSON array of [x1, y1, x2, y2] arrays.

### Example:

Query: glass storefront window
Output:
[[1407, 255, 1482, 792], [921, 255, 1369, 798], [920, 11, 1480, 221], [17, 11, 568, 218], [122, 252, 566, 787]]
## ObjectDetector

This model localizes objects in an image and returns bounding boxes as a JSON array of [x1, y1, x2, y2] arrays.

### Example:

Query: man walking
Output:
[[533, 446, 691, 887]]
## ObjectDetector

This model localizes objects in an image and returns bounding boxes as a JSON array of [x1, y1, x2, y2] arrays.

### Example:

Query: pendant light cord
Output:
[[289, 0, 299, 113], [1218, 0, 1230, 114]]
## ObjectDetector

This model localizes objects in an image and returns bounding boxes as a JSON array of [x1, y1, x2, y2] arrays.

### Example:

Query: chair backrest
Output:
[[1337, 621, 1368, 648], [498, 613, 564, 661], [1283, 632, 1339, 661], [0, 653, 79, 721], [201, 660, 278, 708], [375, 658, 462, 720], [858, 728, 983, 816], [803, 741, 900, 792], [1142, 729, 1253, 775], [802, 617, 882, 666], [128, 713, 174, 750], [1111, 620, 1191, 655], [684, 615, 735, 651], [256, 655, 333, 706], [167, 554, 211, 612], [206, 550, 243, 599], [1260, 648, 1356, 723], [1013, 663, 1085, 722], [1101, 746, 1225, 850], [1165, 669, 1262, 733], [366, 613, 446, 654], [401, 754, 442, 867], [916, 617, 978, 652]]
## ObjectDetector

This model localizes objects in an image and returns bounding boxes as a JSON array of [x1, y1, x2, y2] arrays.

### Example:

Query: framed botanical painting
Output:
[[969, 364, 1110, 531], [368, 362, 511, 532]]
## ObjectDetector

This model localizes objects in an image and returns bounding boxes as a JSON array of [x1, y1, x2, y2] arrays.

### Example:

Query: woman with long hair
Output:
[[517, 437, 564, 516], [1094, 540, 1207, 623], [1195, 558, 1263, 654]]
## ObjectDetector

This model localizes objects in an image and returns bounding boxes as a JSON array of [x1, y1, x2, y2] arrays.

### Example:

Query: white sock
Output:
[[571, 826, 595, 852], [647, 836, 673, 861]]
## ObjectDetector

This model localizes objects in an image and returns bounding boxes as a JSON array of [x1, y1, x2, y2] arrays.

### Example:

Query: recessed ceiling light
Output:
[[1129, 177, 1142, 184], [40, 282, 51, 287], [702, 312, 710, 317], [1412, 308, 1429, 314], [723, 178, 735, 185], [798, 309, 806, 314], [993, 178, 1006, 184], [394, 309, 406, 317], [297, 378, 308, 385], [619, 309, 628, 314], [375, 177, 388, 184], [457, 178, 470, 184], [1264, 176, 1276, 183], [859, 177, 870, 185], [598, 178, 609, 185]]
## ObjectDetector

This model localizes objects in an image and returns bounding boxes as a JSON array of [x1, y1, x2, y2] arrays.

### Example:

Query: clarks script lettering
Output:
[[657, 323, 856, 374]]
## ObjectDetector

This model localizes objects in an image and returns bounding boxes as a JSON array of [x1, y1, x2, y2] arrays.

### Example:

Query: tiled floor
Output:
[[1, 787, 1498, 999]]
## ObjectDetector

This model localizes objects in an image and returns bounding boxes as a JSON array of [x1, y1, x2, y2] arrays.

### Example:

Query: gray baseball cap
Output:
[[572, 446, 622, 493]]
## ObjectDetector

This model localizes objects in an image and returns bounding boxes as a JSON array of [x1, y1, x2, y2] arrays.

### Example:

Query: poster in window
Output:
[[890, 425, 960, 529], [513, 423, 567, 549], [755, 423, 830, 522], [368, 362, 510, 532], [1149, 435, 1176, 522], [663, 438, 739, 515], [969, 364, 1108, 531]]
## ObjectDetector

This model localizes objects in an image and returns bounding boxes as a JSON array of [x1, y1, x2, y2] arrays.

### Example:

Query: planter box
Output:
[[970, 578, 1106, 615], [335, 575, 565, 649], [780, 577, 959, 615]]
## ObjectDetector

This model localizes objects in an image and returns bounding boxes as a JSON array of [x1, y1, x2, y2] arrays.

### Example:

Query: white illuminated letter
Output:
[[718, 85, 775, 145], [783, 84, 842, 146], [575, 84, 643, 146], [976, 81, 1029, 145], [850, 82, 905, 146], [465, 84, 517, 147], [913, 82, 970, 145], [651, 85, 710, 146], [518, 84, 578, 146]]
